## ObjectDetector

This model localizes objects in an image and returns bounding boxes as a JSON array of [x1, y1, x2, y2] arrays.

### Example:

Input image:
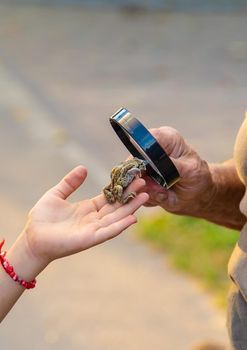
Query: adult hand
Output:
[[143, 127, 215, 217]]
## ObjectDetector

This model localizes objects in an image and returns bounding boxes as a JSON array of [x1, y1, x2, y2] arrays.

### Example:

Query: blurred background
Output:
[[0, 1, 246, 349]]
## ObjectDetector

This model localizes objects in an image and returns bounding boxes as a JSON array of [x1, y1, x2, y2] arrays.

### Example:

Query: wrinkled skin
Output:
[[142, 127, 215, 217], [103, 158, 146, 204]]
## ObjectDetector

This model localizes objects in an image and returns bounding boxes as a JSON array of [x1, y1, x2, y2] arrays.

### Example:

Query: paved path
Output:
[[0, 4, 246, 349]]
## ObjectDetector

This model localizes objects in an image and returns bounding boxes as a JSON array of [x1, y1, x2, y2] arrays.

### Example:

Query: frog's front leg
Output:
[[103, 185, 116, 204], [113, 184, 136, 204], [121, 191, 136, 204]]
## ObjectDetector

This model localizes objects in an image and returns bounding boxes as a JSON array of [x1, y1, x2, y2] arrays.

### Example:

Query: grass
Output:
[[135, 211, 239, 307]]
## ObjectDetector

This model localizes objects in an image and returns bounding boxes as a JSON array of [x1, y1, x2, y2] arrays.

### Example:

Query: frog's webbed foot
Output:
[[112, 184, 136, 204], [121, 191, 136, 204]]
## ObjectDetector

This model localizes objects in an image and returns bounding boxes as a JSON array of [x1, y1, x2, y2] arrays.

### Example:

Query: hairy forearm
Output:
[[147, 127, 246, 231], [197, 160, 246, 230]]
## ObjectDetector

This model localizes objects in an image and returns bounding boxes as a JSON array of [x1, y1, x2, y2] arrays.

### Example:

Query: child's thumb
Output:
[[50, 165, 88, 200]]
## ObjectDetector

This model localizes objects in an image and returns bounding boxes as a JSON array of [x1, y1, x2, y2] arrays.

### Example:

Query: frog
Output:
[[103, 157, 147, 204]]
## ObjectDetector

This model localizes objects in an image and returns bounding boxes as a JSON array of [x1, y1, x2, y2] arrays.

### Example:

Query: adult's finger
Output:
[[149, 126, 187, 158]]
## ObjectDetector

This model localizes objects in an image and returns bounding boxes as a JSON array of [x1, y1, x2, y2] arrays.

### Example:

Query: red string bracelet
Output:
[[0, 240, 36, 289]]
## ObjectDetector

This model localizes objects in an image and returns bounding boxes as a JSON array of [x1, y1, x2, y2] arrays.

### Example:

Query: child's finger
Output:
[[94, 215, 137, 244], [92, 178, 146, 214], [50, 166, 88, 200], [100, 192, 149, 227]]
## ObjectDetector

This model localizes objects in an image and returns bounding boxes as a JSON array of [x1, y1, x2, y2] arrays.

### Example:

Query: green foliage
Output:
[[136, 212, 239, 307]]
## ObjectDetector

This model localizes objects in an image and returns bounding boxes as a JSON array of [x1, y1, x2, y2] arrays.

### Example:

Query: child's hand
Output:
[[0, 166, 148, 321], [19, 166, 148, 275]]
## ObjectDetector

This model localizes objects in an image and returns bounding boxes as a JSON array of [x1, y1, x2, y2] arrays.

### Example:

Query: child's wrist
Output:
[[5, 232, 48, 283]]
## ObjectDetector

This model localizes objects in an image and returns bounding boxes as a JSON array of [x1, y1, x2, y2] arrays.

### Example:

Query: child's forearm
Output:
[[0, 233, 46, 322]]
